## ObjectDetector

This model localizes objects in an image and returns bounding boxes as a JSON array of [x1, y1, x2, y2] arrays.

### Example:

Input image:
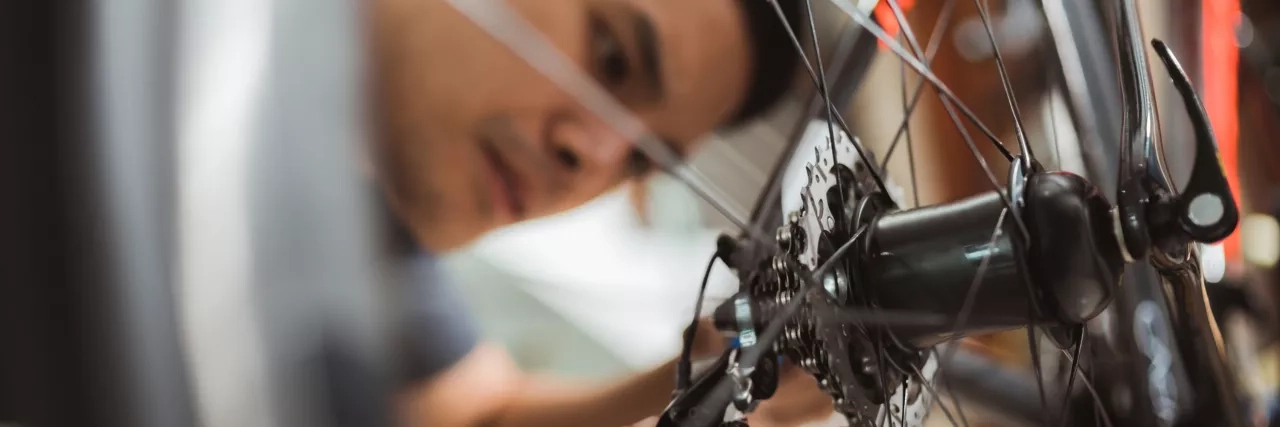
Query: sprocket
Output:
[[758, 119, 932, 427]]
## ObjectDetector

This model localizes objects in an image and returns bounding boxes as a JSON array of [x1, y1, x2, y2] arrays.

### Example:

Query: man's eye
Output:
[[590, 17, 630, 87]]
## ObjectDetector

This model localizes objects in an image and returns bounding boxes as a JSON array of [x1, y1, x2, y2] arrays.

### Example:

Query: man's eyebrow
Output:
[[629, 8, 665, 101]]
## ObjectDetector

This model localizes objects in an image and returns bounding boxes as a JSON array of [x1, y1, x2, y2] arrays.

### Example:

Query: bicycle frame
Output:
[[1, 1, 396, 427], [1086, 0, 1244, 425]]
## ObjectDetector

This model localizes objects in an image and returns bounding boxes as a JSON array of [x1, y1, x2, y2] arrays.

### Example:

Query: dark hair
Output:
[[728, 0, 804, 126]]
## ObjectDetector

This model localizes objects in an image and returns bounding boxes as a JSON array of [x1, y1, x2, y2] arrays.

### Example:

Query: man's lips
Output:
[[481, 143, 526, 221]]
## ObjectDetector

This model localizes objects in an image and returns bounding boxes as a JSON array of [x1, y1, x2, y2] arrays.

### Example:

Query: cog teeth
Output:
[[768, 119, 931, 427]]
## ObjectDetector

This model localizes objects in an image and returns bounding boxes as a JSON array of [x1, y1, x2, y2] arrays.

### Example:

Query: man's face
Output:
[[373, 0, 753, 251]]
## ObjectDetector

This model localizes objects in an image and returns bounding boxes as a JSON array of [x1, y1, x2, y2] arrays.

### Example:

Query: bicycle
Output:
[[0, 0, 1253, 426], [447, 0, 1249, 425]]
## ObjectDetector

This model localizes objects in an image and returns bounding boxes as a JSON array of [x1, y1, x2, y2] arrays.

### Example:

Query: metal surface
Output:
[[1152, 248, 1248, 426], [1, 0, 197, 426], [936, 346, 1051, 426], [1114, 0, 1167, 260], [1042, 0, 1123, 197], [744, 7, 882, 247], [79, 0, 198, 424], [1075, 2, 1247, 426], [176, 0, 276, 424], [785, 125, 932, 427], [859, 2, 1249, 426], [851, 2, 1248, 427], [237, 0, 396, 425], [868, 190, 1034, 341], [1084, 255, 1246, 427], [177, 0, 395, 426], [1, 2, 86, 425]]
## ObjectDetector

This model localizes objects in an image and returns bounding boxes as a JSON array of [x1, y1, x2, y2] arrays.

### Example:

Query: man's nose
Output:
[[546, 116, 630, 179]]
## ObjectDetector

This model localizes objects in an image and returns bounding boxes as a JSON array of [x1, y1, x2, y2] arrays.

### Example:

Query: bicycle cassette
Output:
[[753, 119, 931, 427]]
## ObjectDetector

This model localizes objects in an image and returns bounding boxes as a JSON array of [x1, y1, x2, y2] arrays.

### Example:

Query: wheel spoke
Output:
[[970, 0, 1036, 166], [882, 0, 959, 208], [877, 340, 893, 427], [801, 0, 847, 209], [879, 0, 958, 174], [903, 59, 922, 208], [1048, 87, 1063, 169], [1058, 347, 1116, 427], [708, 137, 769, 189], [935, 88, 1032, 240], [447, 4, 1080, 427], [814, 215, 868, 276], [1057, 325, 1085, 426], [448, 0, 765, 241], [879, 344, 952, 427], [933, 207, 1006, 425], [928, 348, 972, 427], [899, 378, 908, 427], [1025, 327, 1050, 426], [767, 0, 892, 199], [947, 207, 1003, 340], [827, 0, 1015, 162], [747, 125, 805, 231], [732, 223, 870, 387], [675, 252, 727, 393], [880, 0, 1031, 240], [819, 307, 950, 328], [936, 207, 1006, 345], [911, 363, 967, 427], [447, 9, 937, 416]]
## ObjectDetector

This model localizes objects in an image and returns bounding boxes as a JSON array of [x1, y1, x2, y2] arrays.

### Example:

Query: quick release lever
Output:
[[1151, 39, 1239, 244]]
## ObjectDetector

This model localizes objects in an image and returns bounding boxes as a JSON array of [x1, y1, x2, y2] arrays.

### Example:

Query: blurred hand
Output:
[[746, 362, 834, 427], [625, 416, 659, 427], [689, 318, 729, 359], [686, 319, 834, 426]]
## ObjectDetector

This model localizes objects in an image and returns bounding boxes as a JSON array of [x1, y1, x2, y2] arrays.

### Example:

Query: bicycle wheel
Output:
[[446, 0, 1245, 426]]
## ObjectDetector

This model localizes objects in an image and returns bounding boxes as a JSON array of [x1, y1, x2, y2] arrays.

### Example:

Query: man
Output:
[[370, 0, 831, 425]]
